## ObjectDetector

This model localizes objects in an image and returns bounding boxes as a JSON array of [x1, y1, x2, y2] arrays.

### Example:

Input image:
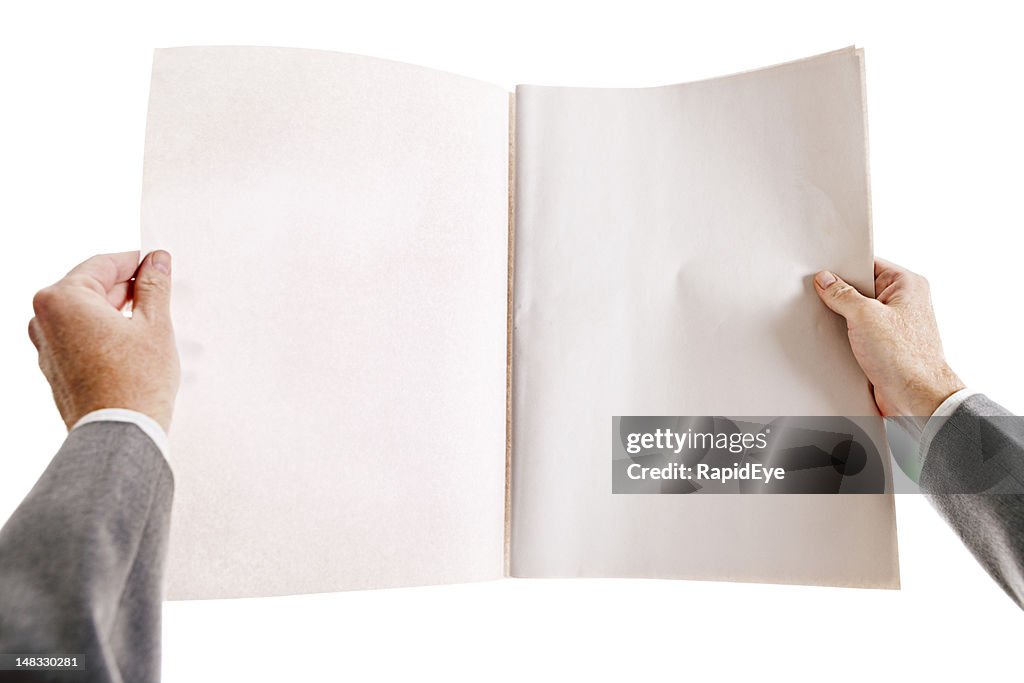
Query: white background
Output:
[[1, 1, 1021, 680]]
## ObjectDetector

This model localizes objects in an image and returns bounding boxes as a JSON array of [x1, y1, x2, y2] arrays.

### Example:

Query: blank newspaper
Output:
[[141, 46, 898, 599]]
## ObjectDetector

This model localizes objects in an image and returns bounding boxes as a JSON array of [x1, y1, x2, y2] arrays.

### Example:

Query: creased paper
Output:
[[510, 48, 899, 587]]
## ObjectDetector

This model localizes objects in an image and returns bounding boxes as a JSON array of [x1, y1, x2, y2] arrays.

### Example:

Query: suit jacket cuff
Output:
[[71, 408, 171, 465], [918, 388, 978, 470]]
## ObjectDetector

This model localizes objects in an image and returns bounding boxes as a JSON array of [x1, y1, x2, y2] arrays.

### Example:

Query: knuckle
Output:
[[138, 273, 169, 292], [31, 287, 57, 315], [830, 283, 855, 300]]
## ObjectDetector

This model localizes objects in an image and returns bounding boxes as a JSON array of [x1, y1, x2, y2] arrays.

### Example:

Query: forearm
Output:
[[0, 421, 173, 681], [920, 394, 1024, 608]]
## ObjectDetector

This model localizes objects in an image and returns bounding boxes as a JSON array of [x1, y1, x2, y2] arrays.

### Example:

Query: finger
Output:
[[28, 317, 41, 350], [873, 258, 911, 295], [874, 257, 931, 304], [872, 262, 905, 299], [64, 252, 141, 301], [132, 250, 172, 323], [873, 257, 907, 279], [814, 270, 870, 320], [107, 281, 132, 310]]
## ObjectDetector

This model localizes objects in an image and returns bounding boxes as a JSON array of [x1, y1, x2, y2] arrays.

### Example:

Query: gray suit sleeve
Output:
[[920, 394, 1024, 608], [0, 422, 174, 682]]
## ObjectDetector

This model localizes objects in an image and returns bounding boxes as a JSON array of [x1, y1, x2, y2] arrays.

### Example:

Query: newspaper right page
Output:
[[510, 48, 900, 587]]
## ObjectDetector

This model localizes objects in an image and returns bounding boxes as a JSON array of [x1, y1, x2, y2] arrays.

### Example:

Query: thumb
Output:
[[133, 250, 173, 322], [814, 270, 869, 320]]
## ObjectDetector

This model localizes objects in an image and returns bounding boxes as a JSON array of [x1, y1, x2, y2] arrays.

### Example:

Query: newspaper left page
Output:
[[142, 47, 510, 598]]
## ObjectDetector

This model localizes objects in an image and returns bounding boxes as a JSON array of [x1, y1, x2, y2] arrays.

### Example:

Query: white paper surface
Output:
[[142, 47, 510, 598], [510, 49, 900, 587]]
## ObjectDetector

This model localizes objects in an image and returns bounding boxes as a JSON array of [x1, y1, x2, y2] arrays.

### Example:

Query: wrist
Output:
[[62, 391, 174, 434], [906, 365, 964, 418]]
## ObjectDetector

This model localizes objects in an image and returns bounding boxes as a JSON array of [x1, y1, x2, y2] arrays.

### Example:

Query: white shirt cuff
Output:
[[70, 408, 170, 463], [918, 387, 978, 468]]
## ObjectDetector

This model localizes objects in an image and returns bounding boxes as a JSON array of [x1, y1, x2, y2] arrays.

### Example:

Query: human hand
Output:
[[28, 251, 180, 432], [814, 258, 964, 418]]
